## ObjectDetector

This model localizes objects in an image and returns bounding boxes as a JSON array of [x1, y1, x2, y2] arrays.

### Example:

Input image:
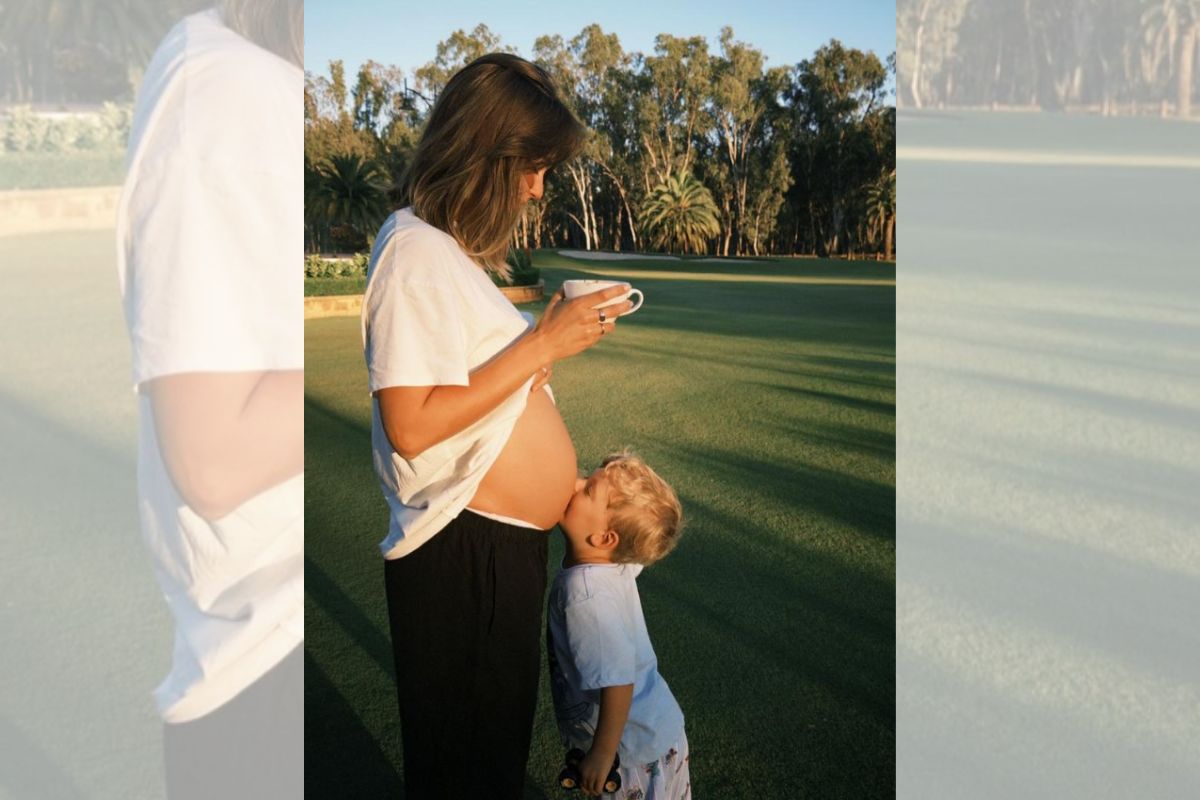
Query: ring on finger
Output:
[[598, 310, 607, 323]]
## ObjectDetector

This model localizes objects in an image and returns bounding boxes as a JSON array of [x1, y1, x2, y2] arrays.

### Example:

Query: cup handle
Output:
[[622, 289, 644, 316]]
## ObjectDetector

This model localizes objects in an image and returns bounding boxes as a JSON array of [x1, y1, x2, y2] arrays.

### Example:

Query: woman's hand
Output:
[[533, 285, 634, 363]]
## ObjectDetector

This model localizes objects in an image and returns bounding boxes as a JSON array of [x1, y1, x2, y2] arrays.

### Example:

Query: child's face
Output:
[[560, 468, 611, 543]]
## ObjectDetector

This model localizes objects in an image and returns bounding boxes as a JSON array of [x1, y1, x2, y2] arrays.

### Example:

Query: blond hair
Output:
[[218, 0, 303, 68], [399, 53, 587, 279], [599, 452, 684, 565]]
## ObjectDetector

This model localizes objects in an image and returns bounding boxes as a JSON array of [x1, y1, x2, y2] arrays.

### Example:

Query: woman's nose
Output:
[[574, 478, 587, 493]]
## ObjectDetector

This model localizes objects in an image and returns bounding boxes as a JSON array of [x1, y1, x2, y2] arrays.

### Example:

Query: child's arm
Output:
[[580, 683, 634, 794]]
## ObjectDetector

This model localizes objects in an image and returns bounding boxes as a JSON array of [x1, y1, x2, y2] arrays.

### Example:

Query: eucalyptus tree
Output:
[[532, 33, 600, 249], [897, 0, 969, 107], [0, 0, 196, 102], [1142, 0, 1200, 117], [631, 34, 715, 192], [569, 24, 642, 252], [413, 23, 508, 102], [788, 40, 890, 256], [709, 27, 795, 256], [865, 168, 896, 260]]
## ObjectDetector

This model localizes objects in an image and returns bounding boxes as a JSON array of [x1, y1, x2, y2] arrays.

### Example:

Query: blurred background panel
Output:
[[0, 2, 301, 798], [896, 1, 1200, 797]]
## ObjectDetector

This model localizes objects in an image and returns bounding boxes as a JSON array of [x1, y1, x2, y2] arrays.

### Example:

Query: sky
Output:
[[305, 0, 896, 90]]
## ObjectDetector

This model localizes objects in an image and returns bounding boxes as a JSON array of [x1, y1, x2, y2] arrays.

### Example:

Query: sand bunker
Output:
[[558, 250, 768, 265], [558, 250, 681, 261]]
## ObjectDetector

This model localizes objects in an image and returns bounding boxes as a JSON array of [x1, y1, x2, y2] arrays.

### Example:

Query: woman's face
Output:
[[522, 167, 548, 203]]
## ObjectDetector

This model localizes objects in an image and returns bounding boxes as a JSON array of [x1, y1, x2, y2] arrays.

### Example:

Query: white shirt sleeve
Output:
[[565, 591, 638, 690], [125, 154, 302, 387], [363, 255, 471, 391]]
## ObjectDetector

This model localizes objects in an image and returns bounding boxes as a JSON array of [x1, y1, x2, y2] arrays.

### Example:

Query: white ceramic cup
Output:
[[560, 279, 644, 316]]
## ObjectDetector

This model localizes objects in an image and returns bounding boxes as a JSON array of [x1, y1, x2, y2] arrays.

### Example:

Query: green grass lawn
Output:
[[305, 252, 896, 798], [0, 230, 169, 799]]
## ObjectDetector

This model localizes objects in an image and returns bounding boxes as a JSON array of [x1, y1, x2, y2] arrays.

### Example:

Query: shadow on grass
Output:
[[0, 715, 87, 799], [775, 419, 896, 460], [648, 435, 895, 543], [748, 381, 895, 417], [641, 490, 895, 797], [535, 263, 894, 346], [305, 556, 393, 677], [304, 650, 403, 796], [608, 338, 895, 387]]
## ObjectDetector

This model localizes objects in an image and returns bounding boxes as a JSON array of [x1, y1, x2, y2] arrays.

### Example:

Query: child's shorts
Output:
[[617, 731, 691, 800]]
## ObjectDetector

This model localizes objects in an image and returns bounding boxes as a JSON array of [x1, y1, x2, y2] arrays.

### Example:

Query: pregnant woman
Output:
[[361, 53, 634, 799]]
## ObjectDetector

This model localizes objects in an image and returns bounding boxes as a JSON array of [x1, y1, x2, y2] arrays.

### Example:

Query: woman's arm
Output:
[[579, 683, 634, 795], [145, 370, 303, 521], [377, 284, 632, 459]]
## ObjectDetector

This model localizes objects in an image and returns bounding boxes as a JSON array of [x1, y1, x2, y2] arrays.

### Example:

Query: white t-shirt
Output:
[[362, 207, 538, 558], [116, 8, 303, 723], [547, 562, 686, 766]]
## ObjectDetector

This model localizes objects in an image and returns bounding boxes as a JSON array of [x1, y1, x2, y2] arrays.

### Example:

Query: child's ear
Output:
[[585, 530, 619, 551]]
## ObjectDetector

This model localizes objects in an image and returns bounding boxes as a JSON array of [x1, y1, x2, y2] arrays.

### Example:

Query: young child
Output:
[[547, 452, 690, 798]]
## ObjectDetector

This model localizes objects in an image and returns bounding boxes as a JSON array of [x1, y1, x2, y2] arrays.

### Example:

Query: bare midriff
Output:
[[469, 386, 577, 530]]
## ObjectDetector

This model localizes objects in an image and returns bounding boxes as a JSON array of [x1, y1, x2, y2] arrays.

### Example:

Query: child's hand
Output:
[[578, 746, 615, 796]]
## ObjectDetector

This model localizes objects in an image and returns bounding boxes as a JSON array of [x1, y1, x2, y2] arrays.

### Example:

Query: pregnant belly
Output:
[[469, 387, 577, 530]]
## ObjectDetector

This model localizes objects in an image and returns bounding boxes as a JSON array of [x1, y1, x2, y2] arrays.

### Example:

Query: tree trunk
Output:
[[1179, 23, 1197, 119], [614, 203, 623, 252], [911, 0, 930, 108], [585, 173, 599, 251], [885, 214, 895, 261]]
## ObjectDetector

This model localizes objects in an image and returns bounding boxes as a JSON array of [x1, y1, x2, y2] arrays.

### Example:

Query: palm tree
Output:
[[309, 153, 391, 248], [640, 171, 721, 255], [865, 168, 896, 260], [1142, 0, 1200, 117]]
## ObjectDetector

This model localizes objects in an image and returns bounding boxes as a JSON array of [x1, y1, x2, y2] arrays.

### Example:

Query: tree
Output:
[[413, 24, 508, 101], [640, 171, 721, 254], [788, 40, 890, 256], [308, 153, 391, 250], [0, 0, 194, 102], [1142, 0, 1200, 117], [632, 35, 715, 191], [710, 27, 766, 256], [865, 169, 896, 260]]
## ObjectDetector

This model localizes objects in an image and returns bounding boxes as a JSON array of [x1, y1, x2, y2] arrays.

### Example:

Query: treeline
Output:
[[0, 0, 210, 104], [898, 0, 1200, 116], [305, 24, 896, 259]]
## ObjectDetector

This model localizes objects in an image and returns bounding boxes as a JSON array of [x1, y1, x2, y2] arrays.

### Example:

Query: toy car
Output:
[[558, 747, 622, 793]]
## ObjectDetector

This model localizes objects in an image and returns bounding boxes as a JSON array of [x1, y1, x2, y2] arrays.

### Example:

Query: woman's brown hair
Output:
[[219, 0, 303, 69], [398, 53, 587, 278]]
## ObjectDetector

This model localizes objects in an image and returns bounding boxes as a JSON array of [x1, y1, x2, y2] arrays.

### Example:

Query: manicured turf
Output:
[[305, 250, 896, 798], [0, 230, 169, 799]]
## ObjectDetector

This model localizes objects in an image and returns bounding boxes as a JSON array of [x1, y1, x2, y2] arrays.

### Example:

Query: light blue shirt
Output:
[[546, 562, 686, 766]]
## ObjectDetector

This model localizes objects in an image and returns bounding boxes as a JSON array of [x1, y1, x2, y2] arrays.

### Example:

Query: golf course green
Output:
[[304, 249, 896, 798]]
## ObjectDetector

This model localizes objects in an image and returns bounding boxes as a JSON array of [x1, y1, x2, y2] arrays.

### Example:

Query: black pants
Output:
[[384, 510, 551, 800], [163, 645, 303, 800]]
